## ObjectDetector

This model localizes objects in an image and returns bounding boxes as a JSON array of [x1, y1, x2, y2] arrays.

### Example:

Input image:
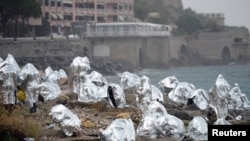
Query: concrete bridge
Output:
[[0, 27, 249, 71], [0, 35, 171, 71], [0, 22, 173, 70]]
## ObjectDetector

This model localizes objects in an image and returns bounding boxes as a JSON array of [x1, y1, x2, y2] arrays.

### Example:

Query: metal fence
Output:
[[82, 30, 170, 37]]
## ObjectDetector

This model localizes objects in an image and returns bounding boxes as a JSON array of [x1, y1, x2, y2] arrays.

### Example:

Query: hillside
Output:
[[134, 0, 183, 24]]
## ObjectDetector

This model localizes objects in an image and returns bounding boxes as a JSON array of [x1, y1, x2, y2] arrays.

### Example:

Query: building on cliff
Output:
[[199, 13, 225, 26], [39, 0, 134, 35]]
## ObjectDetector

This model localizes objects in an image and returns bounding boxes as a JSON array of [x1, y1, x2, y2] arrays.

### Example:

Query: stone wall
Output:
[[0, 38, 91, 71], [141, 36, 170, 68], [0, 36, 171, 71], [2, 28, 247, 73], [90, 36, 170, 69], [188, 27, 250, 60], [169, 36, 187, 59]]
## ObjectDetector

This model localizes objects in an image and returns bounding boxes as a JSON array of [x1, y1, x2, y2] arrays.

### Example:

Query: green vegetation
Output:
[[0, 0, 50, 38], [35, 18, 51, 37], [0, 103, 42, 140], [134, 0, 224, 35], [174, 8, 224, 35], [134, 0, 181, 24]]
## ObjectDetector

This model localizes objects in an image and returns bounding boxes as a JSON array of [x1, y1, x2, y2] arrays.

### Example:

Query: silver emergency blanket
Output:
[[168, 82, 196, 105], [0, 54, 20, 104], [209, 74, 231, 125], [158, 75, 179, 92], [59, 69, 67, 79], [191, 89, 209, 110], [86, 71, 108, 87], [119, 71, 141, 92], [186, 116, 208, 140], [99, 118, 135, 141], [70, 56, 91, 73], [44, 66, 67, 84], [77, 71, 108, 103], [4, 54, 20, 72], [38, 82, 61, 103], [45, 66, 53, 77], [68, 56, 91, 93], [136, 75, 152, 106], [137, 76, 162, 113], [18, 63, 40, 108], [136, 76, 164, 110], [229, 83, 250, 110], [151, 85, 164, 102], [50, 104, 81, 136], [137, 101, 186, 140], [108, 83, 128, 108]]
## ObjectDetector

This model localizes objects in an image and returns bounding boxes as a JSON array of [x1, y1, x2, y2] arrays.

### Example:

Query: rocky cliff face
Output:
[[146, 0, 183, 24], [162, 0, 183, 9]]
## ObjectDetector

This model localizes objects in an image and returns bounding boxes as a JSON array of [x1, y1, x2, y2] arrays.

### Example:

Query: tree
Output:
[[20, 0, 42, 37], [0, 0, 15, 37], [35, 18, 50, 36], [176, 8, 202, 35], [134, 0, 182, 25], [134, 0, 151, 21], [0, 0, 41, 38]]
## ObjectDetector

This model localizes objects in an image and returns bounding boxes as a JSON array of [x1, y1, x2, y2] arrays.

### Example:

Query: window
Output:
[[76, 15, 84, 21], [75, 2, 84, 8], [64, 14, 73, 20], [234, 38, 243, 43], [118, 5, 123, 11], [84, 2, 94, 9], [45, 12, 49, 20], [87, 16, 94, 21], [57, 2, 61, 7], [51, 1, 55, 6], [113, 4, 117, 10], [63, 3, 72, 8], [97, 3, 105, 9], [129, 5, 132, 11], [113, 16, 118, 22], [97, 16, 105, 22], [45, 0, 49, 6]]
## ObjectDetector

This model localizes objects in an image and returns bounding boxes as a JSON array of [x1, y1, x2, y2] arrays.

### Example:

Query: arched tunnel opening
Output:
[[180, 44, 187, 54], [139, 48, 144, 67], [221, 46, 231, 60]]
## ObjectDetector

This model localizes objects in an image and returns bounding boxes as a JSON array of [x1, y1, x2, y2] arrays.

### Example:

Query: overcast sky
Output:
[[182, 0, 250, 31]]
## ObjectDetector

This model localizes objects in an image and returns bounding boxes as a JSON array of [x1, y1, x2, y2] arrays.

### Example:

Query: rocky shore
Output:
[[1, 80, 250, 141], [1, 54, 250, 141]]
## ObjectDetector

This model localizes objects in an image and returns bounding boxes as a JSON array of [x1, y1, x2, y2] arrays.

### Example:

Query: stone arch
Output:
[[93, 45, 110, 57], [83, 46, 89, 57], [139, 48, 144, 66], [180, 44, 187, 54], [221, 46, 231, 60]]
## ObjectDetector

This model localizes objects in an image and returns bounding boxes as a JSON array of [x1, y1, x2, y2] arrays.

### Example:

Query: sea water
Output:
[[106, 64, 250, 99]]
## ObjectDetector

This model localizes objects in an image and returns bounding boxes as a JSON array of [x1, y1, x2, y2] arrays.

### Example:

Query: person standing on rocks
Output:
[[0, 54, 20, 115], [18, 63, 40, 113], [108, 86, 117, 108]]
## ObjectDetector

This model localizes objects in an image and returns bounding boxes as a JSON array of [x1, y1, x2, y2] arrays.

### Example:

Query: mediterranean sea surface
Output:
[[106, 64, 250, 99]]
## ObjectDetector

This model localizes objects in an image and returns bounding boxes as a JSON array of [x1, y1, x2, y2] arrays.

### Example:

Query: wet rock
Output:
[[167, 109, 193, 120]]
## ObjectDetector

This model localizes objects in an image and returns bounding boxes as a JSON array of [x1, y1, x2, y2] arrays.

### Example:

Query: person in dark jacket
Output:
[[107, 86, 117, 108]]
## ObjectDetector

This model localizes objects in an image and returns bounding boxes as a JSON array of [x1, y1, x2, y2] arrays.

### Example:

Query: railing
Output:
[[0, 36, 80, 42], [82, 30, 170, 37]]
